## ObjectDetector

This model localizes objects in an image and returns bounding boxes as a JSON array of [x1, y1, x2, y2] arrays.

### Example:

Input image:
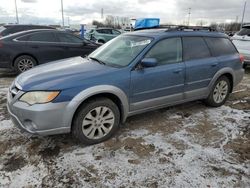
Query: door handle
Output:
[[173, 69, 183, 73]]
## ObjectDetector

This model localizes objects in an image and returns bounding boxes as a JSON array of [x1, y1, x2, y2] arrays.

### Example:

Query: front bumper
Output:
[[7, 88, 71, 135]]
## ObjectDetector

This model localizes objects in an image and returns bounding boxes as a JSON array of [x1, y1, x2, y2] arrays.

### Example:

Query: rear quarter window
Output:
[[205, 37, 237, 56], [183, 37, 211, 61]]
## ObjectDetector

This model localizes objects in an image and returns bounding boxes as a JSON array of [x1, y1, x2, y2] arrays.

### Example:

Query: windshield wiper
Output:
[[88, 56, 106, 65]]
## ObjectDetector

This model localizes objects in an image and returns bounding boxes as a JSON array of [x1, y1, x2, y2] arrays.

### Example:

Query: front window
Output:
[[89, 35, 153, 67]]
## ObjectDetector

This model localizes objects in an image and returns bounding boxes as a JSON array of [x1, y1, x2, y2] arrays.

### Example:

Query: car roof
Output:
[[3, 24, 54, 28], [242, 24, 250, 29], [124, 29, 228, 39], [1, 29, 57, 39]]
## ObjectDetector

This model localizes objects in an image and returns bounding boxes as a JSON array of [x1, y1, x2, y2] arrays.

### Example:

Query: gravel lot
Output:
[[0, 69, 249, 187]]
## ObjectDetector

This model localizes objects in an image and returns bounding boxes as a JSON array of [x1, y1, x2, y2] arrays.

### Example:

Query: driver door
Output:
[[130, 38, 185, 112]]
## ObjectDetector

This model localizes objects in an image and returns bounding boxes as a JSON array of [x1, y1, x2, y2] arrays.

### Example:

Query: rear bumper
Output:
[[234, 68, 245, 87]]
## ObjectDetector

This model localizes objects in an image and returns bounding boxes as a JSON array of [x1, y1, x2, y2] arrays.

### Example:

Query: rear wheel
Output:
[[14, 55, 37, 74], [72, 98, 120, 145], [205, 76, 231, 107]]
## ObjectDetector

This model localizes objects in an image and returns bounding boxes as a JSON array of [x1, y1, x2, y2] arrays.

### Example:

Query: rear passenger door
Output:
[[130, 38, 185, 111], [183, 37, 219, 99], [24, 32, 63, 64]]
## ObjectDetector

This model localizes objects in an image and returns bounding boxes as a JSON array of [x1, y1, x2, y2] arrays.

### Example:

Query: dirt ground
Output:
[[0, 69, 249, 187]]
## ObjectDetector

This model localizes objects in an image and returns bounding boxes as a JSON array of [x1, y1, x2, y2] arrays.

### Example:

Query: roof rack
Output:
[[135, 25, 217, 32]]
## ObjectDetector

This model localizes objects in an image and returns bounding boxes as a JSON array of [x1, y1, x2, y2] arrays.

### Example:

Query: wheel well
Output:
[[72, 93, 124, 128], [222, 73, 233, 93], [97, 39, 105, 43], [12, 53, 38, 67]]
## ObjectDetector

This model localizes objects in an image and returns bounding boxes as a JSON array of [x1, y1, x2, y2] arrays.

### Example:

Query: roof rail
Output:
[[135, 25, 217, 32], [162, 25, 217, 32]]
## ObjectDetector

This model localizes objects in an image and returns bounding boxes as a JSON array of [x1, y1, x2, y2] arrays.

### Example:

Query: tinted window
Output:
[[28, 32, 57, 42], [112, 30, 121, 35], [145, 38, 182, 65], [16, 35, 29, 41], [183, 37, 211, 61], [57, 33, 83, 43], [97, 29, 112, 34], [205, 37, 237, 56], [237, 28, 250, 36]]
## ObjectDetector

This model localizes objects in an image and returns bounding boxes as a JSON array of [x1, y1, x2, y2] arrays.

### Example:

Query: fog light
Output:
[[23, 120, 37, 131]]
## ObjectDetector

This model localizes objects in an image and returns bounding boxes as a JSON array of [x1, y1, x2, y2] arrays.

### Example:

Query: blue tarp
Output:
[[134, 18, 160, 30]]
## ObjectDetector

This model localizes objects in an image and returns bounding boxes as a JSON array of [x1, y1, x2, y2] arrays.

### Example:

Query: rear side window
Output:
[[205, 37, 237, 56], [0, 26, 6, 32], [27, 32, 57, 42], [183, 37, 211, 61], [145, 38, 182, 65]]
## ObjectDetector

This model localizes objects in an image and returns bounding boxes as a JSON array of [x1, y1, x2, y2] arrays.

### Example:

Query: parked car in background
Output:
[[0, 29, 100, 73], [232, 25, 250, 68], [7, 29, 244, 145], [0, 24, 55, 38], [85, 28, 121, 43]]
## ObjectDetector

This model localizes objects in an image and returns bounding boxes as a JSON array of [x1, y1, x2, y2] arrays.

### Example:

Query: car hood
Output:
[[16, 56, 118, 91]]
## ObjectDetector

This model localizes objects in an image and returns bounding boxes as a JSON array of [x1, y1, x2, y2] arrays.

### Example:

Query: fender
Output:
[[62, 85, 129, 129], [208, 67, 235, 92]]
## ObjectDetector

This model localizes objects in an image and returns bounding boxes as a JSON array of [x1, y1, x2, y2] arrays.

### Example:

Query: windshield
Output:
[[237, 28, 250, 36], [89, 35, 153, 67]]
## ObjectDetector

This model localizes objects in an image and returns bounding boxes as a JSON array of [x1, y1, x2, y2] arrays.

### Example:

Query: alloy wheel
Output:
[[82, 106, 115, 139]]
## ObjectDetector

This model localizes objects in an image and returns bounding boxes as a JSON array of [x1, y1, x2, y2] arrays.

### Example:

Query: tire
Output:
[[14, 55, 37, 74], [72, 97, 120, 145], [205, 76, 231, 107], [243, 64, 247, 69]]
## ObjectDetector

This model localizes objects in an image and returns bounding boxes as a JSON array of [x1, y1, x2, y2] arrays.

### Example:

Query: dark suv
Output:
[[0, 24, 55, 37], [8, 28, 244, 144]]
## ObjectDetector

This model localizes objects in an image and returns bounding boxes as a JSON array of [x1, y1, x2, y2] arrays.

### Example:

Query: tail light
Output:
[[239, 54, 245, 64]]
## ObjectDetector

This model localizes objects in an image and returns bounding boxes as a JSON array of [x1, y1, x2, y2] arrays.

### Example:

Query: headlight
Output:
[[19, 91, 60, 105]]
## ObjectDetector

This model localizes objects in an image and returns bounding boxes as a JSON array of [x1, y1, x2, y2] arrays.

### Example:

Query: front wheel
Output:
[[205, 76, 231, 107], [72, 98, 120, 145]]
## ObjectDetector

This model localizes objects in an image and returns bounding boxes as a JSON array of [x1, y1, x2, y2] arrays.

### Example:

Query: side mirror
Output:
[[141, 58, 158, 68]]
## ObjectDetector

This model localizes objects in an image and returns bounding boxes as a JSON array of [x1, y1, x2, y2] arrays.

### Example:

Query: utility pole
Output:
[[14, 0, 19, 24], [187, 8, 191, 26], [61, 0, 64, 27], [241, 1, 247, 29], [68, 17, 70, 26], [101, 8, 104, 19]]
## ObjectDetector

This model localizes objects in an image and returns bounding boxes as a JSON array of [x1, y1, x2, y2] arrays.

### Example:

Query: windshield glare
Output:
[[89, 35, 152, 67]]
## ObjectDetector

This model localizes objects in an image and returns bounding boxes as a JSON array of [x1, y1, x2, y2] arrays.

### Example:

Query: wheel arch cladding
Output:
[[64, 85, 129, 130]]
